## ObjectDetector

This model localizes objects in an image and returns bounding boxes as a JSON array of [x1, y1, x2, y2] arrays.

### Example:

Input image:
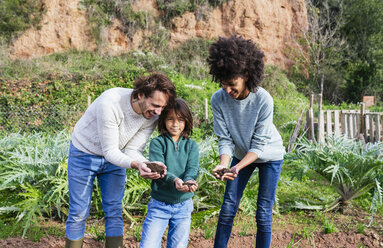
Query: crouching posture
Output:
[[65, 73, 176, 248]]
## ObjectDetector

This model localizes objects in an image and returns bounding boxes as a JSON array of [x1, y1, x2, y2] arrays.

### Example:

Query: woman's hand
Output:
[[212, 165, 237, 181], [174, 178, 189, 192], [222, 166, 239, 181]]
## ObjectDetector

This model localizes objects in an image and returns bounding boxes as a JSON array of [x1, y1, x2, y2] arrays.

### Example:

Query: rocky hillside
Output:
[[9, 0, 307, 69]]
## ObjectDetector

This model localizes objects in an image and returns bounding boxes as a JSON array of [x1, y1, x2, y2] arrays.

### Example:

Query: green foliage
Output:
[[342, 0, 383, 103], [322, 218, 338, 234], [0, 131, 70, 236], [262, 66, 309, 145], [201, 221, 215, 239], [157, 0, 197, 23], [0, 0, 44, 43], [286, 135, 383, 214], [80, 0, 152, 41], [357, 222, 366, 235]]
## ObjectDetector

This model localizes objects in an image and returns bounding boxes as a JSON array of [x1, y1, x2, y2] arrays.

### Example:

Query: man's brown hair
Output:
[[132, 72, 176, 105], [158, 98, 193, 139]]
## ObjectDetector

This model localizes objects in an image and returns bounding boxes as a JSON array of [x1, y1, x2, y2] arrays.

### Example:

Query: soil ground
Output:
[[1, 207, 382, 248]]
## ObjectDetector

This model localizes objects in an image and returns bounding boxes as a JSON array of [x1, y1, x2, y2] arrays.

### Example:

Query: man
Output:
[[65, 72, 176, 248]]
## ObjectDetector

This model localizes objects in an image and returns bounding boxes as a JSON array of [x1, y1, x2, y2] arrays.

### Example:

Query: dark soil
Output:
[[145, 162, 165, 175], [215, 168, 231, 178]]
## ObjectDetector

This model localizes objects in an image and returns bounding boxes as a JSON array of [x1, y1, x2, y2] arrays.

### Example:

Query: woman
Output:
[[208, 36, 285, 248]]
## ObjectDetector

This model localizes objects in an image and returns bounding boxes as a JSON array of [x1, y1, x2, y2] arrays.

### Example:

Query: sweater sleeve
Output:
[[124, 120, 156, 162], [249, 94, 274, 158], [183, 140, 199, 182], [149, 138, 178, 185], [96, 99, 132, 168], [211, 94, 235, 157]]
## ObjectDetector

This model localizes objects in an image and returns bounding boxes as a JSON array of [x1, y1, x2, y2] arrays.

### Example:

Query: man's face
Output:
[[221, 76, 249, 100], [137, 91, 168, 119]]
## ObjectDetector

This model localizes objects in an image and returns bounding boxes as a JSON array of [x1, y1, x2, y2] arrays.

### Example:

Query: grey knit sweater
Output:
[[71, 88, 157, 168], [211, 87, 285, 162]]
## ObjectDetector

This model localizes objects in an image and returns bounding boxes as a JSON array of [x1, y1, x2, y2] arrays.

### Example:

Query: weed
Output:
[[322, 218, 337, 234], [285, 232, 302, 248], [201, 222, 215, 240], [89, 225, 105, 242], [357, 223, 366, 235], [132, 224, 142, 242], [239, 218, 255, 237], [299, 225, 317, 246], [355, 243, 365, 248]]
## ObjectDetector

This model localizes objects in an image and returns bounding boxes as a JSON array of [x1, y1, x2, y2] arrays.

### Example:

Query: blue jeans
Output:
[[139, 198, 193, 248], [214, 157, 283, 248], [65, 142, 126, 240]]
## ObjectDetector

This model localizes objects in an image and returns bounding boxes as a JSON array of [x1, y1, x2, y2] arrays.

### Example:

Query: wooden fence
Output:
[[306, 94, 383, 143]]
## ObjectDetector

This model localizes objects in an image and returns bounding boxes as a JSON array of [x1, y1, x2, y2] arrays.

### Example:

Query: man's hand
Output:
[[131, 161, 166, 179], [174, 178, 189, 192]]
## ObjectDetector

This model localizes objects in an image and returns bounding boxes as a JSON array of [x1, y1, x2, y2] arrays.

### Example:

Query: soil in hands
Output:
[[145, 162, 164, 175], [215, 168, 231, 178]]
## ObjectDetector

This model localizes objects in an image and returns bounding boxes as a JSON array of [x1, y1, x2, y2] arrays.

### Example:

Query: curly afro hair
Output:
[[207, 36, 265, 92]]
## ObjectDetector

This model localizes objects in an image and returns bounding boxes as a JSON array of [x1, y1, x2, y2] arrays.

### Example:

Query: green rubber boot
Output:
[[105, 235, 123, 248], [65, 237, 84, 248]]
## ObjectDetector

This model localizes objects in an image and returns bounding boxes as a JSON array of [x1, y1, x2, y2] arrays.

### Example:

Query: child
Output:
[[139, 98, 199, 248]]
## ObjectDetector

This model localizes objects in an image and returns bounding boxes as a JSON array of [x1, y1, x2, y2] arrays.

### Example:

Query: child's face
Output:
[[165, 109, 185, 142]]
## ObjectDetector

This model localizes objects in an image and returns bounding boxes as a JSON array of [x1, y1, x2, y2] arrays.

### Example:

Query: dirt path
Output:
[[1, 229, 382, 248]]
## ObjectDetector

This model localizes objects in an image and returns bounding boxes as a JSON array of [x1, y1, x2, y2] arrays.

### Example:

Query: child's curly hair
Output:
[[207, 36, 265, 92]]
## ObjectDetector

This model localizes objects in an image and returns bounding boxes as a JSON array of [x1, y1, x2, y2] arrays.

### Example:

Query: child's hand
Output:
[[174, 178, 189, 192], [184, 180, 198, 192]]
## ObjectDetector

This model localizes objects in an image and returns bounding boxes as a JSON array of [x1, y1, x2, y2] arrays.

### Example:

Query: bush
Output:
[[0, 0, 45, 43]]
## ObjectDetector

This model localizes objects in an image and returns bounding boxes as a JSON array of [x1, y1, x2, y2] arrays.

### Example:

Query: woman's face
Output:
[[221, 76, 249, 100]]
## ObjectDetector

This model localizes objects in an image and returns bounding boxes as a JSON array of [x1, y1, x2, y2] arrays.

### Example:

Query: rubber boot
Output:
[[105, 235, 123, 248], [65, 237, 84, 248]]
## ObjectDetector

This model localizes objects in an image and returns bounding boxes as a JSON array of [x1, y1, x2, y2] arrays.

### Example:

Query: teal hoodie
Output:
[[149, 134, 199, 204]]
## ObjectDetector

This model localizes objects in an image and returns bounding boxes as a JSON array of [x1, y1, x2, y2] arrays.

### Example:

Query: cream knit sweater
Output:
[[71, 88, 157, 168]]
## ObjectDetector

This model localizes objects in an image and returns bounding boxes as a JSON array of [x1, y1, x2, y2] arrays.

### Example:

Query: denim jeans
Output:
[[65, 142, 126, 240], [214, 157, 283, 248], [139, 198, 193, 248]]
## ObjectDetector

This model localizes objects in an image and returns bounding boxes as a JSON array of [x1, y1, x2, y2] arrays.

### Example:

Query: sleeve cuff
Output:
[[219, 147, 233, 157], [248, 148, 263, 159]]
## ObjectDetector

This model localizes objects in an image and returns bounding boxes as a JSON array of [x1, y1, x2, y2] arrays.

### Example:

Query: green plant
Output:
[[201, 222, 215, 239], [285, 232, 301, 248], [132, 224, 141, 242], [0, 131, 70, 236], [0, 0, 44, 43], [238, 218, 255, 237], [299, 225, 317, 246], [322, 218, 337, 234], [286, 135, 383, 214], [357, 222, 366, 235], [89, 225, 105, 242]]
